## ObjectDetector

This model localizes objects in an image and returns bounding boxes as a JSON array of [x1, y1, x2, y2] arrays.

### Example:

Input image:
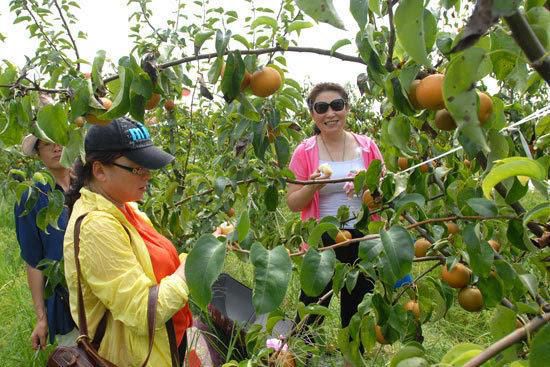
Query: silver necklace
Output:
[[320, 132, 346, 161]]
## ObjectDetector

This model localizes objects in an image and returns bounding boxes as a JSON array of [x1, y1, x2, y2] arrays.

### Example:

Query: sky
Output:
[[0, 0, 366, 91]]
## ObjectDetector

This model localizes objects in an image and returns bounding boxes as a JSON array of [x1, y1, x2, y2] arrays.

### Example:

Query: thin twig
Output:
[[286, 177, 353, 185], [393, 260, 444, 305], [406, 215, 518, 230], [52, 0, 80, 71], [22, 0, 71, 68], [181, 79, 199, 185], [385, 0, 396, 71], [174, 178, 256, 206], [463, 313, 550, 367], [139, 1, 164, 42]]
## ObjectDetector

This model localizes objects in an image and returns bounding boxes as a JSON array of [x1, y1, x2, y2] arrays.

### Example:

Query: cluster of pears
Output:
[[414, 223, 502, 314], [408, 74, 493, 130]]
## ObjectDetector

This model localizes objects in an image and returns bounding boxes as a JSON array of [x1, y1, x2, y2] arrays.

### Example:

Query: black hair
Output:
[[306, 82, 349, 135], [65, 151, 123, 213]]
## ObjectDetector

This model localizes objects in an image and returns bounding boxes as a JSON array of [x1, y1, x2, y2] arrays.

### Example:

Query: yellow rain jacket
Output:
[[64, 188, 189, 367]]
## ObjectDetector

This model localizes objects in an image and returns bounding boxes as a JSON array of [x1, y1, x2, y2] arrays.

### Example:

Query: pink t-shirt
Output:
[[289, 133, 385, 221]]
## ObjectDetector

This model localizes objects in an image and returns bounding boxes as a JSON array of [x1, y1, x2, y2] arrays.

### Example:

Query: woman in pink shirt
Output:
[[286, 82, 384, 333]]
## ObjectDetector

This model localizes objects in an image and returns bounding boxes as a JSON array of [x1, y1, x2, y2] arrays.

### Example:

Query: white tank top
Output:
[[318, 157, 365, 227]]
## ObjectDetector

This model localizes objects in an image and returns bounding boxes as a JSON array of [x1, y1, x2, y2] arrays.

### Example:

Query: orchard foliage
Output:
[[1, 0, 549, 366]]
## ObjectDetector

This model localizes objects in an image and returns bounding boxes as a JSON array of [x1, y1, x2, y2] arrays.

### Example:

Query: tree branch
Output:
[[0, 84, 70, 96], [406, 215, 518, 230], [504, 11, 550, 85], [463, 312, 550, 367], [104, 46, 365, 83], [52, 0, 80, 71], [385, 0, 396, 71]]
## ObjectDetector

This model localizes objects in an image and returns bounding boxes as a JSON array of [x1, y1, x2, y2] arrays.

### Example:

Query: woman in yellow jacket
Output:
[[64, 117, 191, 366]]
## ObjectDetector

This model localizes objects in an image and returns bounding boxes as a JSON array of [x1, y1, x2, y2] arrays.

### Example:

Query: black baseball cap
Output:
[[85, 117, 174, 169]]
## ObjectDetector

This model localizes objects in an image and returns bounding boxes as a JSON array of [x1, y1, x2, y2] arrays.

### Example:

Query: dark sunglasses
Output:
[[111, 162, 150, 176], [313, 98, 346, 114]]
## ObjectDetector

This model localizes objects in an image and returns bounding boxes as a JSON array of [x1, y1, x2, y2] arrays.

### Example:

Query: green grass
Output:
[[0, 198, 56, 366]]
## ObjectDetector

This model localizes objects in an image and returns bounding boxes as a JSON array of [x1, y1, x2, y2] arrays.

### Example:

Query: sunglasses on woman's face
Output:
[[313, 98, 346, 114], [111, 162, 150, 177]]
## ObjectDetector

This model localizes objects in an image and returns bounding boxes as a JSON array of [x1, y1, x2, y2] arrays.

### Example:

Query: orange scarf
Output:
[[122, 204, 192, 346]]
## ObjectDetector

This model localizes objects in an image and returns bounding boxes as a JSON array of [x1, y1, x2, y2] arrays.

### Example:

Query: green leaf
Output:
[[274, 135, 290, 166], [490, 28, 521, 81], [185, 235, 226, 310], [295, 0, 346, 30], [395, 357, 429, 367], [0, 101, 26, 145], [194, 30, 215, 54], [215, 29, 231, 57], [423, 9, 437, 53], [350, 0, 369, 30], [251, 16, 278, 30], [379, 226, 414, 287], [394, 0, 430, 66], [36, 104, 69, 145], [69, 79, 90, 121], [237, 94, 260, 121], [463, 225, 493, 277], [478, 274, 504, 307], [356, 28, 386, 87], [440, 343, 483, 365], [388, 116, 416, 155], [490, 306, 517, 362], [250, 244, 292, 314], [466, 198, 498, 217], [369, 0, 381, 16], [505, 177, 529, 204], [330, 39, 352, 54], [530, 323, 550, 367], [232, 34, 251, 49], [98, 66, 132, 120], [264, 184, 278, 212], [60, 129, 84, 168], [307, 222, 338, 249], [0, 61, 17, 98], [507, 219, 530, 251], [214, 176, 231, 197], [523, 202, 550, 229], [208, 56, 224, 85], [91, 50, 106, 91], [46, 189, 65, 230], [287, 20, 313, 33], [393, 194, 425, 221], [443, 47, 489, 154], [482, 157, 546, 198], [301, 248, 336, 296], [518, 273, 538, 299], [221, 51, 245, 103], [236, 210, 250, 242], [390, 346, 426, 367], [365, 159, 382, 192]]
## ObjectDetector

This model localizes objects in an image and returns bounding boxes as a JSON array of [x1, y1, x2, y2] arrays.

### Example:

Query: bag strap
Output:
[[165, 319, 181, 367], [73, 213, 160, 367]]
